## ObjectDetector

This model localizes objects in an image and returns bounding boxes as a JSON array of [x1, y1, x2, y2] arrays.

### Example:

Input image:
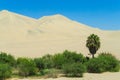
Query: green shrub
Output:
[[98, 53, 120, 72], [53, 53, 65, 69], [63, 63, 86, 77], [41, 54, 54, 69], [34, 58, 45, 70], [17, 58, 37, 77], [86, 58, 105, 73], [0, 52, 16, 67], [87, 53, 120, 73], [63, 50, 85, 63], [53, 50, 86, 69], [0, 63, 12, 80]]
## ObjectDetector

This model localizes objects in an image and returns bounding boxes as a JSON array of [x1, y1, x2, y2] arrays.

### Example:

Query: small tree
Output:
[[0, 63, 12, 80], [86, 34, 100, 58]]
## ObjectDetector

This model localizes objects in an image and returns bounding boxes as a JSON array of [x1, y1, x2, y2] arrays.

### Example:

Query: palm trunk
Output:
[[92, 54, 94, 58]]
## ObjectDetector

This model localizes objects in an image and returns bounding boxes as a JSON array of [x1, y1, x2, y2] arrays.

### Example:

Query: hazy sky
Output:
[[0, 0, 120, 30]]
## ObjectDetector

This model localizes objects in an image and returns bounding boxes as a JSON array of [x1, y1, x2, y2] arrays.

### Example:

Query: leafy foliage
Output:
[[53, 50, 86, 69], [86, 34, 100, 58], [0, 52, 16, 67], [86, 58, 105, 73], [63, 63, 86, 77], [98, 53, 120, 72], [0, 50, 119, 79], [17, 58, 37, 77], [41, 54, 54, 69], [34, 58, 45, 70], [63, 50, 85, 63], [53, 53, 65, 69], [0, 63, 12, 80], [87, 53, 120, 73]]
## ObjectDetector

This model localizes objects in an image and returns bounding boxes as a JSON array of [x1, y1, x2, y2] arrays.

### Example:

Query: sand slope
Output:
[[0, 10, 119, 59]]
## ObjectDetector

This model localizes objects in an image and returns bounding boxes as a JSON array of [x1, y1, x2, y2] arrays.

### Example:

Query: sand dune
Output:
[[0, 10, 119, 59]]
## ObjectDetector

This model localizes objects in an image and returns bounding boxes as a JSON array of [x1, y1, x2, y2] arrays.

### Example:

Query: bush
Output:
[[53, 50, 86, 69], [86, 58, 105, 73], [0, 52, 16, 67], [53, 53, 65, 69], [17, 58, 37, 77], [87, 53, 120, 73], [0, 63, 12, 80], [98, 53, 120, 72], [63, 63, 86, 77], [34, 58, 45, 70], [63, 50, 85, 63], [41, 54, 54, 69]]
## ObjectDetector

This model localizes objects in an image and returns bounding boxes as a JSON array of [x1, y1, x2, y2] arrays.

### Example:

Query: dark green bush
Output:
[[0, 52, 16, 67], [87, 53, 120, 73], [17, 58, 37, 77], [0, 63, 12, 80], [34, 58, 45, 70], [63, 63, 86, 77]]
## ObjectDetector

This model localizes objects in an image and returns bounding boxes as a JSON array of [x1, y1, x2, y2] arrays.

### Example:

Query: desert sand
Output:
[[0, 10, 120, 80], [0, 10, 120, 59], [8, 72, 120, 80]]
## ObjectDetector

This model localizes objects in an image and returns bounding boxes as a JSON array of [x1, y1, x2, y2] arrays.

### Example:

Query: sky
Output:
[[0, 0, 120, 30]]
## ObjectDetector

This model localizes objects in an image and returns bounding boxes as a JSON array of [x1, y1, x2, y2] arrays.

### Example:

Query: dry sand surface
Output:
[[8, 72, 120, 80], [0, 10, 120, 59]]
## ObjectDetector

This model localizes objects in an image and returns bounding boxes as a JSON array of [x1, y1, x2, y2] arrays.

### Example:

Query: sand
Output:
[[0, 10, 120, 59], [8, 72, 120, 80]]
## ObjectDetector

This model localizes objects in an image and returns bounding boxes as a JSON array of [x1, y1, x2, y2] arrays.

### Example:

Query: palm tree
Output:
[[86, 34, 100, 58]]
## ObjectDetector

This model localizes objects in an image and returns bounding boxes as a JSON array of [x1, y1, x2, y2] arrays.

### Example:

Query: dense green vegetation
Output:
[[63, 63, 86, 77], [0, 63, 12, 80], [0, 34, 119, 80], [0, 52, 16, 67], [0, 51, 119, 80], [86, 34, 100, 58], [17, 58, 37, 77], [86, 53, 120, 73]]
